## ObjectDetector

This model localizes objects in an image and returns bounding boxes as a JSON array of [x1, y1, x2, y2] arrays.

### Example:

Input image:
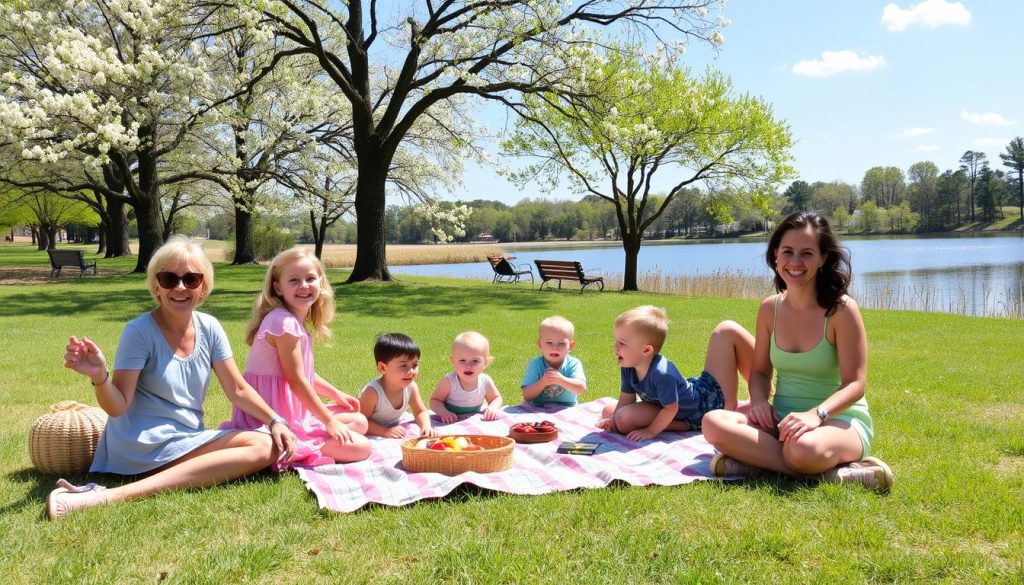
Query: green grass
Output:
[[1, 244, 1023, 582]]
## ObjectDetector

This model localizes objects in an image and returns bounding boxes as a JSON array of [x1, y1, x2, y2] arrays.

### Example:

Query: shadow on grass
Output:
[[0, 277, 153, 322], [331, 280, 558, 318]]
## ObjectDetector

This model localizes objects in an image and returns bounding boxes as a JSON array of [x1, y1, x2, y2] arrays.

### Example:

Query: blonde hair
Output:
[[452, 331, 494, 366], [614, 305, 668, 353], [539, 315, 575, 338], [146, 236, 215, 307], [244, 247, 335, 345]]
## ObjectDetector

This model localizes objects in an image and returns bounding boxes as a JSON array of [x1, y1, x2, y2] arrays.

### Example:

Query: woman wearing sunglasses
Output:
[[49, 236, 298, 519]]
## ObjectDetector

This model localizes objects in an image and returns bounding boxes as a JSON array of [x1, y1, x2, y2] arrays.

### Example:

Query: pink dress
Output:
[[221, 307, 337, 471]]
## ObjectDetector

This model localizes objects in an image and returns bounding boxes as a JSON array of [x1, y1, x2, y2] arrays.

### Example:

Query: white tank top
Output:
[[362, 379, 411, 427], [443, 371, 490, 409]]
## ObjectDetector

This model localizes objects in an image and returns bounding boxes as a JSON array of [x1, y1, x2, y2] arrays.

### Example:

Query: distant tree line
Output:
[[784, 141, 1024, 233]]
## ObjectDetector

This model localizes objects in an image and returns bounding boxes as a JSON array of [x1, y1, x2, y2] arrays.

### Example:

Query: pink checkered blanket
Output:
[[296, 397, 721, 513]]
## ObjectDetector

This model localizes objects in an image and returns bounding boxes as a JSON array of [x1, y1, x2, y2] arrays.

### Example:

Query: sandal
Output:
[[47, 479, 109, 520]]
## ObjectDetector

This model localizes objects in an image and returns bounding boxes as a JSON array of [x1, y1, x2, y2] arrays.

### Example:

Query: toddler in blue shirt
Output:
[[597, 306, 729, 441], [520, 316, 587, 406]]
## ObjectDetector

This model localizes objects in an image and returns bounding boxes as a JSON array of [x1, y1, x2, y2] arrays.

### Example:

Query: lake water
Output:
[[391, 233, 1024, 317]]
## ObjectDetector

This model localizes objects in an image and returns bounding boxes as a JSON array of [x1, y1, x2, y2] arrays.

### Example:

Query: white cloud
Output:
[[892, 127, 935, 139], [961, 111, 1017, 126], [791, 51, 886, 77], [882, 0, 971, 32], [917, 144, 941, 151], [972, 137, 1009, 147]]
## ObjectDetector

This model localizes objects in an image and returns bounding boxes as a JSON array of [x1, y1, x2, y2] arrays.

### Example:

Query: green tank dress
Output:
[[769, 296, 874, 457]]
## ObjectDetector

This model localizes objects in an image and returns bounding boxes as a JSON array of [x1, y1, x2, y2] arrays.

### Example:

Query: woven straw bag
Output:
[[29, 401, 108, 475]]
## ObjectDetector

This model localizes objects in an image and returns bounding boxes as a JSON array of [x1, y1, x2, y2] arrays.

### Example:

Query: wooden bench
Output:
[[47, 249, 97, 278], [487, 255, 534, 285], [534, 260, 604, 293]]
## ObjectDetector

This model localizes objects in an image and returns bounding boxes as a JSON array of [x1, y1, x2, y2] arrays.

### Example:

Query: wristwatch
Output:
[[268, 416, 287, 429], [816, 406, 829, 422]]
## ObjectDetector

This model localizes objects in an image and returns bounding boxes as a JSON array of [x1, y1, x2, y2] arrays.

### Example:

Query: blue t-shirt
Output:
[[91, 311, 234, 475], [520, 355, 586, 405], [620, 354, 700, 422]]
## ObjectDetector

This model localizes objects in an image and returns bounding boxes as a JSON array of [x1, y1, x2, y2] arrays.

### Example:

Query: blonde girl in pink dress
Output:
[[222, 247, 370, 470]]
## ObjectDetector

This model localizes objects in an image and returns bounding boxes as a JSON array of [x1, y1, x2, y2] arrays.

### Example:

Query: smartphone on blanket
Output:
[[557, 441, 600, 455]]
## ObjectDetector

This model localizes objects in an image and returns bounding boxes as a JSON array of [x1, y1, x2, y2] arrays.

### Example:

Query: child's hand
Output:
[[627, 428, 657, 442], [541, 369, 564, 385], [438, 411, 458, 424], [333, 393, 361, 412], [596, 417, 615, 432], [326, 419, 355, 444], [420, 426, 439, 438], [482, 406, 500, 421], [384, 426, 406, 439]]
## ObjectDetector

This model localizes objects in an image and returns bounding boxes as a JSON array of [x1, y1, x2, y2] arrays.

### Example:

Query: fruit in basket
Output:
[[416, 436, 478, 451]]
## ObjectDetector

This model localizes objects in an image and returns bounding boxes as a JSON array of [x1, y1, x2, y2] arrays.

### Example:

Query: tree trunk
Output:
[[231, 194, 256, 264], [969, 184, 975, 223], [132, 193, 164, 273], [348, 153, 392, 282], [621, 234, 642, 291], [310, 209, 327, 259], [129, 144, 164, 273], [104, 196, 131, 258], [96, 223, 107, 255], [37, 227, 48, 251], [1017, 170, 1023, 220], [45, 225, 58, 250]]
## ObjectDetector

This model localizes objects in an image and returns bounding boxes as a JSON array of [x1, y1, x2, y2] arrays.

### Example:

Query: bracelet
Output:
[[268, 416, 286, 429], [91, 371, 110, 386]]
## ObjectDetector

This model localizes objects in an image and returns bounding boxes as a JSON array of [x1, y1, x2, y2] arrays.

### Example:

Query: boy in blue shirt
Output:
[[597, 305, 732, 441], [520, 316, 587, 406]]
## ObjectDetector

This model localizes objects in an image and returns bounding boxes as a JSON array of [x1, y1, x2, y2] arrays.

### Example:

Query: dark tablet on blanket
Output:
[[557, 441, 600, 455]]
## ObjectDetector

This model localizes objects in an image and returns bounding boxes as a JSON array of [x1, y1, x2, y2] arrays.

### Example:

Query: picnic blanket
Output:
[[296, 397, 722, 513]]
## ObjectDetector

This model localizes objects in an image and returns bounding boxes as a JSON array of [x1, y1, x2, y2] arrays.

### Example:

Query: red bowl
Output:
[[508, 428, 559, 443]]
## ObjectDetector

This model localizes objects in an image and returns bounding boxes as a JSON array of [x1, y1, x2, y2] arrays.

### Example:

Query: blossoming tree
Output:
[[502, 47, 794, 290], [247, 0, 725, 282], [0, 0, 231, 271]]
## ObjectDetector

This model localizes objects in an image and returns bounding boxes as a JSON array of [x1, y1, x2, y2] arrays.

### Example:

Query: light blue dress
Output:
[[90, 311, 234, 475]]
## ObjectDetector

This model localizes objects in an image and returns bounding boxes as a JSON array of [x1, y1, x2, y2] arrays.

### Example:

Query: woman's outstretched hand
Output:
[[64, 336, 108, 384]]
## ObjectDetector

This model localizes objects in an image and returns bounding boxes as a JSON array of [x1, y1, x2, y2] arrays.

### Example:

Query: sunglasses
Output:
[[155, 271, 204, 290]]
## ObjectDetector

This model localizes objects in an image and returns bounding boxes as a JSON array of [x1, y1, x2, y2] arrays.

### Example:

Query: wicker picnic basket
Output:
[[29, 401, 107, 475], [401, 435, 514, 475]]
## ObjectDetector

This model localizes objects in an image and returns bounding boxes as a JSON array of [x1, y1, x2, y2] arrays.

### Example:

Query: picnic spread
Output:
[[297, 397, 724, 513]]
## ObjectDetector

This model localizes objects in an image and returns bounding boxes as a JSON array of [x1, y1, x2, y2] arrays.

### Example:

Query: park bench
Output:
[[487, 254, 534, 285], [534, 259, 604, 293], [47, 249, 98, 278]]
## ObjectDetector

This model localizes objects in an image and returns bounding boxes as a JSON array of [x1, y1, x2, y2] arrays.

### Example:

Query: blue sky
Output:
[[453, 0, 1024, 205]]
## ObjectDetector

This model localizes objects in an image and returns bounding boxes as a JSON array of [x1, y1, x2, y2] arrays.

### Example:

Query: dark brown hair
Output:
[[766, 212, 851, 315], [374, 332, 421, 364]]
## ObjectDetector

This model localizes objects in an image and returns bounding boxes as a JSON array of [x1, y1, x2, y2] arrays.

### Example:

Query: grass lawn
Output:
[[1, 244, 1022, 582]]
